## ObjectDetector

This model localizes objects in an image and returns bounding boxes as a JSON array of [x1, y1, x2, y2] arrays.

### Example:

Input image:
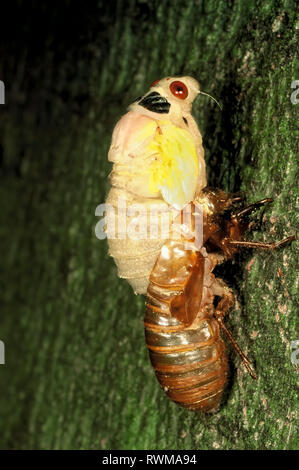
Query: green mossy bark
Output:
[[0, 0, 298, 450]]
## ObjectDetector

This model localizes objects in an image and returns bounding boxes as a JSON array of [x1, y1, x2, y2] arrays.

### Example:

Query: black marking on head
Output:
[[138, 92, 170, 114], [183, 117, 188, 126]]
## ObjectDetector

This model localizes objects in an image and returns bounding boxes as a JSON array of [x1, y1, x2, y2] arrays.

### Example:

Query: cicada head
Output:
[[130, 76, 201, 119]]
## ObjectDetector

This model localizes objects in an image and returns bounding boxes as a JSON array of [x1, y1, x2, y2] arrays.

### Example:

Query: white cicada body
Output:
[[105, 76, 206, 294]]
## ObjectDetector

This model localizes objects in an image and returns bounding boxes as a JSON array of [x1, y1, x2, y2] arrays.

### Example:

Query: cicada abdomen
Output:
[[105, 186, 174, 294], [144, 238, 228, 412]]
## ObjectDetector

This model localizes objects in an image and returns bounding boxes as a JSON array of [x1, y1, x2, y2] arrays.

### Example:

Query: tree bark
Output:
[[0, 0, 298, 450]]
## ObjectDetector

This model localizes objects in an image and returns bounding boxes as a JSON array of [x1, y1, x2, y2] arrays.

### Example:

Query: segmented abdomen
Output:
[[105, 187, 177, 294], [144, 310, 227, 412], [144, 243, 228, 412]]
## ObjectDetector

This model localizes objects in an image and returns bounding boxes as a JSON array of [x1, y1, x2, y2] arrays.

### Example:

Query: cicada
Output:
[[104, 76, 295, 412]]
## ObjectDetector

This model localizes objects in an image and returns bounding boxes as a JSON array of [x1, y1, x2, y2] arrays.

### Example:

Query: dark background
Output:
[[0, 0, 298, 450]]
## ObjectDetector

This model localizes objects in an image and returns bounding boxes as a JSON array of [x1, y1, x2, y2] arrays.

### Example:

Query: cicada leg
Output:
[[232, 198, 273, 220], [212, 279, 257, 380], [229, 235, 295, 250]]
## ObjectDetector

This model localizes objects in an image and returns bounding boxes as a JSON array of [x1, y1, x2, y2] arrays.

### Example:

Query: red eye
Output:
[[151, 79, 160, 87], [170, 80, 188, 99]]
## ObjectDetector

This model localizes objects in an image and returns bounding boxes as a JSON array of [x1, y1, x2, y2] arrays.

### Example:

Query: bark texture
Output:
[[0, 0, 298, 450]]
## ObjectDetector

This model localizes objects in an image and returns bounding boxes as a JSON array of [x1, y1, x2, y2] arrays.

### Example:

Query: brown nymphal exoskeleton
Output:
[[145, 188, 295, 412]]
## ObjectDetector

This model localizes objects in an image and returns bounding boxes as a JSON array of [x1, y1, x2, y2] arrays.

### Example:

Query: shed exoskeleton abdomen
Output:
[[145, 241, 228, 412]]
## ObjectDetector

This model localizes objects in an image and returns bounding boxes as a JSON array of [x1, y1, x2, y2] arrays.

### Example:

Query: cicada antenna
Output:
[[199, 91, 222, 111]]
